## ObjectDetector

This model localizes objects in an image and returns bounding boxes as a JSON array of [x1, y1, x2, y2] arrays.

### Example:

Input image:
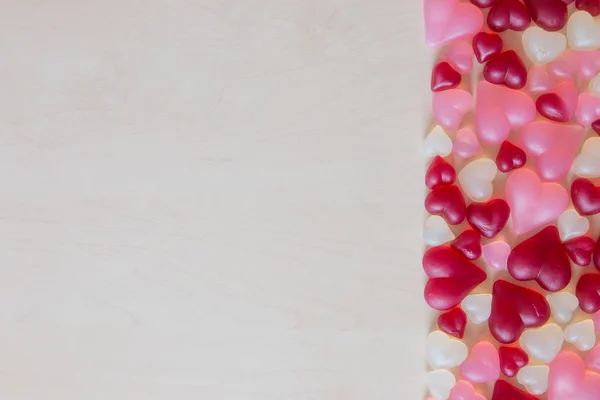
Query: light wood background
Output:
[[0, 1, 429, 398]]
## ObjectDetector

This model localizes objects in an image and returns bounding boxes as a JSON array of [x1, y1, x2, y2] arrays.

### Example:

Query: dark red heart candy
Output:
[[483, 50, 528, 90], [507, 226, 571, 292], [488, 0, 531, 32], [425, 185, 466, 225], [576, 0, 600, 16], [431, 62, 461, 92], [499, 346, 529, 377], [572, 178, 600, 216], [471, 0, 498, 7], [472, 32, 503, 64], [489, 280, 550, 344], [565, 236, 595, 267], [496, 141, 526, 173], [536, 93, 569, 122], [423, 246, 487, 311], [466, 199, 510, 238], [524, 0, 568, 31], [437, 307, 467, 339], [592, 119, 600, 135], [426, 156, 455, 191], [492, 380, 540, 400], [576, 273, 600, 313], [451, 229, 481, 260], [594, 237, 600, 271]]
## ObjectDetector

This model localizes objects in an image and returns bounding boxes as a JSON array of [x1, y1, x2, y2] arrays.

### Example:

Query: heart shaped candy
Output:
[[424, 215, 455, 246], [547, 292, 579, 324], [462, 294, 492, 324], [572, 178, 600, 216], [586, 345, 600, 372], [428, 330, 469, 368], [449, 381, 485, 400], [470, 0, 497, 7], [565, 235, 595, 266], [426, 156, 456, 190], [424, 126, 453, 158], [425, 185, 467, 225], [426, 369, 456, 400], [483, 50, 528, 89], [459, 341, 500, 383], [438, 307, 467, 339], [589, 73, 600, 96], [507, 226, 572, 292], [466, 199, 510, 238], [574, 138, 600, 179], [423, 246, 487, 310], [433, 90, 473, 130], [567, 10, 600, 50], [527, 65, 558, 94], [524, 0, 568, 31], [443, 41, 475, 74], [558, 209, 590, 241], [473, 32, 503, 63], [506, 169, 568, 235], [496, 141, 526, 173], [565, 319, 596, 352], [576, 93, 600, 126], [451, 230, 481, 260], [519, 121, 585, 182], [432, 61, 462, 92], [517, 365, 549, 395], [548, 351, 600, 400], [577, 273, 600, 313], [492, 379, 540, 400], [523, 27, 567, 65], [594, 119, 600, 134], [453, 128, 482, 159], [520, 323, 564, 363], [535, 81, 578, 123], [577, 0, 600, 16], [458, 159, 497, 202], [551, 50, 600, 80], [475, 81, 536, 145], [483, 241, 511, 270], [424, 0, 484, 47], [499, 346, 529, 377], [594, 237, 600, 270], [488, 0, 531, 32], [489, 280, 551, 344]]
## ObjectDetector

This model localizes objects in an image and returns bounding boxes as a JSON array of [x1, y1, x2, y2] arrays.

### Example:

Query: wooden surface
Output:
[[0, 1, 429, 398]]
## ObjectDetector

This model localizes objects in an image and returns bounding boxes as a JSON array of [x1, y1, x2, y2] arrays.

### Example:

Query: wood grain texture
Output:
[[0, 1, 429, 398]]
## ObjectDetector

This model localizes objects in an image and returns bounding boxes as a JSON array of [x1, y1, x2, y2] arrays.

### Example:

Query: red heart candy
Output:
[[594, 237, 600, 271], [488, 0, 531, 32], [536, 93, 569, 122], [492, 380, 539, 400], [483, 50, 528, 89], [562, 0, 575, 3], [437, 307, 467, 339], [472, 32, 503, 63], [450, 229, 482, 260], [576, 0, 600, 16], [565, 236, 595, 267], [426, 156, 455, 190], [423, 246, 487, 311], [466, 199, 510, 238], [425, 185, 466, 225], [471, 0, 498, 7], [507, 226, 571, 292], [489, 280, 550, 344], [592, 119, 600, 135], [576, 273, 600, 313], [524, 0, 568, 31], [572, 178, 600, 216], [496, 141, 527, 173], [431, 61, 462, 92], [499, 346, 529, 377]]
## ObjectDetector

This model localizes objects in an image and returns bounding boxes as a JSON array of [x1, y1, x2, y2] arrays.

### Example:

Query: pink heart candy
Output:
[[576, 92, 600, 126], [519, 121, 585, 182], [551, 80, 579, 120], [424, 0, 483, 47], [443, 41, 474, 74], [527, 65, 558, 94], [459, 341, 500, 383], [453, 127, 482, 158], [506, 168, 569, 235], [449, 381, 486, 400], [586, 346, 600, 373], [475, 81, 536, 145], [433, 89, 473, 130], [482, 241, 511, 270], [549, 351, 600, 400], [551, 51, 600, 80], [594, 311, 600, 333]]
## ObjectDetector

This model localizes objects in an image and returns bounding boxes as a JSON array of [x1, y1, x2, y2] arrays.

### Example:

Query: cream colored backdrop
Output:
[[0, 1, 428, 398]]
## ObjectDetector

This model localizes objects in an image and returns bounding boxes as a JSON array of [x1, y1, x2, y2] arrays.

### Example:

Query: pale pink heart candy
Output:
[[443, 41, 474, 74], [449, 381, 485, 400], [459, 341, 500, 383], [550, 51, 600, 80], [519, 121, 585, 182], [453, 128, 482, 159], [482, 241, 511, 270], [527, 65, 558, 94], [585, 346, 600, 372], [424, 0, 483, 48], [475, 81, 536, 145], [506, 169, 569, 235], [594, 311, 600, 333], [433, 89, 472, 130], [549, 351, 600, 400], [576, 92, 600, 126]]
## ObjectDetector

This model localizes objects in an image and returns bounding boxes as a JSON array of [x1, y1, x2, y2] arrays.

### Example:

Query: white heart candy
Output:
[[557, 209, 590, 241], [517, 365, 550, 395], [424, 125, 453, 158], [567, 10, 600, 50], [458, 159, 497, 202], [426, 369, 456, 400], [590, 74, 600, 97], [461, 294, 492, 324], [424, 215, 455, 246], [427, 330, 468, 369], [546, 292, 579, 324], [523, 27, 567, 65], [565, 319, 596, 352], [520, 323, 564, 363], [574, 137, 600, 179]]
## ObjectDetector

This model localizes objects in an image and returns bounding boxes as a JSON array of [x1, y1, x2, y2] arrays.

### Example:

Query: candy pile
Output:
[[424, 1, 600, 399]]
